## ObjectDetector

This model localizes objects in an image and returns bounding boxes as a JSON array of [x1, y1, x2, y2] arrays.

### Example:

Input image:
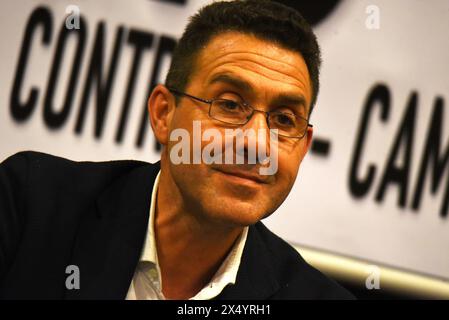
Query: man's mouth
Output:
[[212, 166, 270, 184]]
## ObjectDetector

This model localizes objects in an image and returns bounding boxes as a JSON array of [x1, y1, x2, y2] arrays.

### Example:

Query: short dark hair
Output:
[[165, 0, 321, 116]]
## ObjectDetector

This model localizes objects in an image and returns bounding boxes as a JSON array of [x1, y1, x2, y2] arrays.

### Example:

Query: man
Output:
[[0, 0, 354, 299]]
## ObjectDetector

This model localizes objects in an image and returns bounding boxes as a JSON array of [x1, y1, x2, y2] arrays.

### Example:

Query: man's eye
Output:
[[273, 113, 296, 127], [218, 100, 240, 111]]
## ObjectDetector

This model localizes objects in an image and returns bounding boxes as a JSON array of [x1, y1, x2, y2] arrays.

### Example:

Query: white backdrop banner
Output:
[[1, 0, 448, 280]]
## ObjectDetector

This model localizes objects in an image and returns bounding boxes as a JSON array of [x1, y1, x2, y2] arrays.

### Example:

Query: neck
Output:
[[155, 160, 243, 300]]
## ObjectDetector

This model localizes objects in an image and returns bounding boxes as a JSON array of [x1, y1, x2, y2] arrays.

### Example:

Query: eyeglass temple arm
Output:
[[168, 87, 212, 104]]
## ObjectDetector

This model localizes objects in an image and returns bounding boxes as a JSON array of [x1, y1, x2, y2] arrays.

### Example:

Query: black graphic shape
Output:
[[151, 0, 187, 5], [311, 138, 331, 156], [274, 0, 341, 26]]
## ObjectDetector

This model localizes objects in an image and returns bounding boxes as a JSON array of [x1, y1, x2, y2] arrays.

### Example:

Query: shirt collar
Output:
[[140, 170, 161, 264], [139, 170, 249, 299]]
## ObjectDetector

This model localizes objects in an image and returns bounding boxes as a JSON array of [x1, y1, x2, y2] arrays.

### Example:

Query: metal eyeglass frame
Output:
[[168, 87, 313, 139]]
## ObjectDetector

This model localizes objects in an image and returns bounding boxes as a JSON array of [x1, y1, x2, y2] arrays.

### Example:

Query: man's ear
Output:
[[305, 125, 313, 152], [148, 84, 175, 145], [298, 125, 314, 162]]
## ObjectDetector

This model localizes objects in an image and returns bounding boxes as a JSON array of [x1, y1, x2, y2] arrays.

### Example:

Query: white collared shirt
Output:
[[126, 171, 248, 300]]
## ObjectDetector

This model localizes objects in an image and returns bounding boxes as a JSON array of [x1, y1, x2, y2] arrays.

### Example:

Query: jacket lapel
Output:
[[65, 161, 160, 299], [215, 224, 280, 299]]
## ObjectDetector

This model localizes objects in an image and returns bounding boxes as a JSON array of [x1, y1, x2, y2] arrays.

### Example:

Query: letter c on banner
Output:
[[10, 7, 53, 122], [349, 84, 391, 198]]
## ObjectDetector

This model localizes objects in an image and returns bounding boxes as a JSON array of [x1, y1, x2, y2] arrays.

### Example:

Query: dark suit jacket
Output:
[[0, 151, 354, 299]]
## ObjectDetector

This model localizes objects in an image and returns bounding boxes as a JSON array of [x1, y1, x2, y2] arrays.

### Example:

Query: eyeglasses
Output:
[[168, 88, 312, 139]]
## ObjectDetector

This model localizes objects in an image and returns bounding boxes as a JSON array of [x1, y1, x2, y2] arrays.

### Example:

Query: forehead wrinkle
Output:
[[201, 56, 310, 98], [210, 64, 309, 98], [230, 59, 309, 91], [208, 73, 254, 93], [200, 50, 308, 82], [206, 67, 309, 110], [202, 49, 305, 70]]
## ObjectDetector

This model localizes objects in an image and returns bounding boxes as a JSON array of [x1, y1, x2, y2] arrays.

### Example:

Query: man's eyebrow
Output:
[[208, 74, 254, 93], [209, 73, 308, 113], [272, 94, 307, 110]]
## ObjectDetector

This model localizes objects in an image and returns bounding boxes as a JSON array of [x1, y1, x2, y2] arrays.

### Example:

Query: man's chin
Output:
[[203, 199, 268, 227]]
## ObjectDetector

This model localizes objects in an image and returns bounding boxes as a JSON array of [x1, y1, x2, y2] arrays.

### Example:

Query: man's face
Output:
[[163, 32, 313, 227]]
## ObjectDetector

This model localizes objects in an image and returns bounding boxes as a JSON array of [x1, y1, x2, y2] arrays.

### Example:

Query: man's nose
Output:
[[240, 110, 271, 163], [245, 110, 269, 131]]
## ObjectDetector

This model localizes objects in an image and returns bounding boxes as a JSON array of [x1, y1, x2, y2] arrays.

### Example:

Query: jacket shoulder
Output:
[[0, 150, 155, 219], [1, 150, 150, 186], [253, 222, 355, 300], [2, 150, 147, 171], [0, 151, 156, 295]]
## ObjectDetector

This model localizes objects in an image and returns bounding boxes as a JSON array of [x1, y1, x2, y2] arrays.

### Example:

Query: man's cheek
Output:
[[277, 162, 299, 191]]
